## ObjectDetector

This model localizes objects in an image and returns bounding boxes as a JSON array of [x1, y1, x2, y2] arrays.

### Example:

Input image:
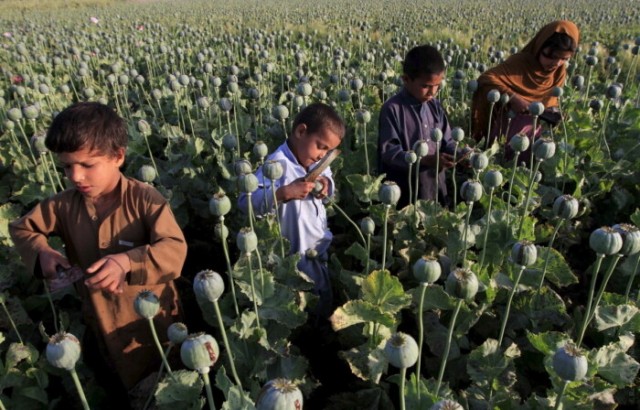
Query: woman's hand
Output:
[[509, 94, 530, 114]]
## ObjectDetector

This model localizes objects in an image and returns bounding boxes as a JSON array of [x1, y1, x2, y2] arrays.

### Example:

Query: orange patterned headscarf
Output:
[[471, 20, 580, 140]]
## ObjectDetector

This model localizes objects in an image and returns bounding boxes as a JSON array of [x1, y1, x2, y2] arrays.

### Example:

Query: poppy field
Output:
[[1, 0, 640, 409]]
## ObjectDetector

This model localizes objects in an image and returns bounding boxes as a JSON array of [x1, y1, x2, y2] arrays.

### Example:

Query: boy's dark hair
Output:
[[45, 102, 127, 156], [541, 32, 577, 53], [403, 45, 446, 79], [292, 102, 346, 139]]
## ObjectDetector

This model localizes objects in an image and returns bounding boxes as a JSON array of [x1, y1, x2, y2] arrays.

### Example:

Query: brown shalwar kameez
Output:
[[9, 174, 187, 389]]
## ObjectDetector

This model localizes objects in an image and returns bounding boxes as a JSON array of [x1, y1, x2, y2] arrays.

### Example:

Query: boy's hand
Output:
[[313, 176, 330, 199], [85, 253, 131, 295], [276, 178, 316, 202], [39, 248, 71, 279], [420, 153, 456, 171], [509, 94, 529, 114]]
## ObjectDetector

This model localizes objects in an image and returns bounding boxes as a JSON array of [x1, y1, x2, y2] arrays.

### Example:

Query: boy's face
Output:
[[291, 124, 342, 169], [403, 72, 444, 103], [58, 147, 124, 201]]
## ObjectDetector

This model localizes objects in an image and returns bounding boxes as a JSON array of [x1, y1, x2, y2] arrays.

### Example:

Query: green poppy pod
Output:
[[413, 140, 429, 157], [197, 96, 210, 109], [214, 223, 229, 241], [138, 165, 157, 183], [451, 127, 465, 142], [193, 269, 225, 303], [552, 195, 579, 220], [38, 84, 50, 95], [83, 88, 95, 99], [460, 179, 483, 203], [219, 98, 233, 112], [211, 76, 222, 88], [430, 400, 464, 410], [46, 332, 81, 371], [500, 93, 510, 105], [553, 343, 588, 381], [237, 228, 258, 254], [7, 107, 22, 122], [118, 74, 129, 85], [237, 173, 259, 193], [248, 87, 260, 100], [272, 105, 289, 121], [360, 217, 375, 236], [355, 109, 371, 124], [209, 193, 232, 217], [30, 134, 48, 155], [511, 240, 538, 267], [378, 181, 401, 206], [612, 223, 640, 256], [22, 105, 38, 120], [134, 290, 160, 319], [151, 88, 162, 100], [296, 82, 312, 97], [253, 141, 269, 159], [404, 151, 417, 164], [4, 120, 14, 130], [137, 119, 152, 136], [589, 226, 623, 255], [467, 80, 479, 93], [222, 133, 237, 151], [430, 128, 443, 142], [589, 99, 604, 112], [551, 87, 564, 97], [263, 160, 284, 181], [528, 101, 545, 116], [487, 89, 500, 103], [483, 169, 503, 189], [256, 378, 304, 410], [509, 133, 530, 153], [180, 332, 219, 374], [533, 137, 556, 161], [413, 256, 442, 284], [350, 78, 364, 91], [167, 322, 189, 345], [585, 55, 598, 66], [606, 84, 622, 99], [383, 332, 419, 369], [445, 268, 479, 301], [470, 152, 488, 171]]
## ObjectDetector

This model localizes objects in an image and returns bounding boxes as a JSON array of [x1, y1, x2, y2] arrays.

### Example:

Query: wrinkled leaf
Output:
[[330, 300, 395, 331], [594, 304, 639, 331], [155, 369, 204, 410], [594, 335, 640, 387], [361, 269, 411, 313], [215, 367, 255, 410], [338, 343, 387, 383]]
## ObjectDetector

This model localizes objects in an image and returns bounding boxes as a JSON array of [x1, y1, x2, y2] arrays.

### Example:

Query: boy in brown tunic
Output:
[[9, 102, 187, 392]]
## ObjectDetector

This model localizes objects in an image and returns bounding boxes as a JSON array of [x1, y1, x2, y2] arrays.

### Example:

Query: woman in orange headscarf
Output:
[[471, 20, 580, 158]]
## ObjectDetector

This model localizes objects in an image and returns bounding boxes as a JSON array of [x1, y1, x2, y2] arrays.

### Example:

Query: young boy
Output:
[[238, 103, 344, 318], [378, 45, 458, 208], [9, 102, 187, 394]]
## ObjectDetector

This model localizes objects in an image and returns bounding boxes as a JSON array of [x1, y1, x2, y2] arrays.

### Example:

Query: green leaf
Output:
[[630, 208, 640, 227], [12, 183, 49, 206], [529, 247, 579, 288], [594, 304, 639, 331], [338, 343, 387, 383], [403, 373, 438, 410], [411, 284, 454, 311], [361, 270, 411, 313], [155, 369, 205, 410], [0, 203, 20, 245], [522, 288, 569, 330], [526, 331, 568, 356], [593, 335, 640, 387], [215, 367, 255, 410], [345, 173, 386, 203], [467, 339, 520, 390], [330, 300, 395, 331], [16, 386, 48, 404], [345, 242, 374, 269], [260, 283, 307, 328]]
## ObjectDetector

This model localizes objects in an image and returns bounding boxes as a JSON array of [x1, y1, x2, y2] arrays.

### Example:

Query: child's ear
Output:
[[114, 148, 126, 167], [401, 74, 410, 85], [293, 123, 307, 140]]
